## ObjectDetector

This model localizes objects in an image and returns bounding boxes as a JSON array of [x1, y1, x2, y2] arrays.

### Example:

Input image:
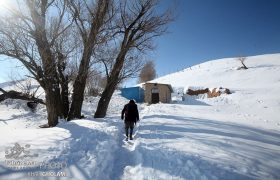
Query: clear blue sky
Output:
[[151, 0, 280, 77], [1, 0, 280, 85]]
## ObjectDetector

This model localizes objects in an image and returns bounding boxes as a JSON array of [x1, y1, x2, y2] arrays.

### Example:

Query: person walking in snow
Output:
[[121, 99, 139, 140]]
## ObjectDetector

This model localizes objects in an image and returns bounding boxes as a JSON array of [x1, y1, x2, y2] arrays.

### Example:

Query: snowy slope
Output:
[[151, 54, 280, 89], [0, 53, 280, 180], [150, 53, 280, 130]]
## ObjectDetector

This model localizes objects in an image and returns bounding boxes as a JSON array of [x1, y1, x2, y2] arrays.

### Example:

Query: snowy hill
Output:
[[0, 54, 280, 180], [151, 54, 280, 89], [150, 53, 280, 129]]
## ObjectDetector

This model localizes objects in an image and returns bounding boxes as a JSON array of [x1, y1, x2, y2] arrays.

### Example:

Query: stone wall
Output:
[[144, 83, 172, 103]]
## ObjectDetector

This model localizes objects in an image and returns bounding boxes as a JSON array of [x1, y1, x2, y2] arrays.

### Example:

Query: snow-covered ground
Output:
[[0, 53, 280, 179], [150, 53, 280, 130]]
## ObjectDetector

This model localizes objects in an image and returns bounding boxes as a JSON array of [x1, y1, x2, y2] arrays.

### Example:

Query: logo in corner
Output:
[[5, 143, 39, 159]]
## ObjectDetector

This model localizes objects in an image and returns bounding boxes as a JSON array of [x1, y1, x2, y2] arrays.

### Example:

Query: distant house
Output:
[[120, 86, 144, 103], [143, 83, 173, 104]]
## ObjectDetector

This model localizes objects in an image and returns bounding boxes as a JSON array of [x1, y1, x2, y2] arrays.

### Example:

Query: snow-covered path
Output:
[[116, 103, 280, 180], [108, 122, 140, 180]]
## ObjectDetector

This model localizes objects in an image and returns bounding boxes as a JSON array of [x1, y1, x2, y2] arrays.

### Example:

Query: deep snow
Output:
[[0, 53, 280, 180]]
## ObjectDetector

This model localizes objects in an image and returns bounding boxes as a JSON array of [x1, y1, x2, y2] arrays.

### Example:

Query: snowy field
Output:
[[0, 53, 280, 179]]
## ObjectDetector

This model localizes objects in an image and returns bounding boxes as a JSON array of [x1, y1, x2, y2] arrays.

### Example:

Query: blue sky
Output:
[[1, 0, 280, 84], [151, 0, 280, 78]]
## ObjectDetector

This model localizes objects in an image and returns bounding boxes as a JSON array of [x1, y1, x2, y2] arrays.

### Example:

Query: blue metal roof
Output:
[[120, 87, 144, 103]]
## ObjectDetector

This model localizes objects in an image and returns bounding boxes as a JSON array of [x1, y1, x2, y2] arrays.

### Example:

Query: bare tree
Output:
[[94, 0, 173, 118], [8, 76, 42, 99], [96, 44, 145, 84], [237, 56, 248, 70], [85, 68, 106, 96], [0, 0, 173, 124], [0, 87, 45, 105], [66, 0, 113, 120], [138, 60, 156, 83], [0, 0, 72, 127], [120, 51, 146, 82]]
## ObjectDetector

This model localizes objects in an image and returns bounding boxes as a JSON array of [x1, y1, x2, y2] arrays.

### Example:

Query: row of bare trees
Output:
[[0, 0, 173, 127]]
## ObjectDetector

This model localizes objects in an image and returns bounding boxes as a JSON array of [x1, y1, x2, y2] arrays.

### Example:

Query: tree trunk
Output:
[[94, 80, 117, 118], [67, 0, 110, 120], [241, 62, 248, 69], [68, 75, 87, 120], [57, 54, 70, 119], [67, 52, 91, 120], [0, 88, 45, 104], [94, 54, 126, 118], [44, 84, 62, 127], [60, 77, 69, 118]]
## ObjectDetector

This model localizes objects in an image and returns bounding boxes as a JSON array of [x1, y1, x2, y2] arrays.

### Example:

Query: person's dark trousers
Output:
[[125, 121, 135, 139]]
